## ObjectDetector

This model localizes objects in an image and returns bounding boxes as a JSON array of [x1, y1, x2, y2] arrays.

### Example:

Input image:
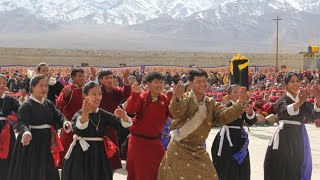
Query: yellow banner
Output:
[[230, 54, 248, 74], [238, 60, 249, 71]]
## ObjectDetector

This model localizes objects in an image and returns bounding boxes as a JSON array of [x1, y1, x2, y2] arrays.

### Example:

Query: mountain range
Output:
[[0, 0, 319, 53]]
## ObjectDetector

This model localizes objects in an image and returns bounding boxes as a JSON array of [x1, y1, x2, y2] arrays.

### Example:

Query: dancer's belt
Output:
[[65, 135, 103, 159], [26, 124, 63, 167], [0, 117, 6, 121], [268, 120, 301, 150], [29, 124, 51, 129], [131, 132, 160, 140], [217, 125, 241, 156]]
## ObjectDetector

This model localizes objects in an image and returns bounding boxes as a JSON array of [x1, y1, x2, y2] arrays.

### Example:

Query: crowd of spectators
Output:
[[2, 67, 320, 126]]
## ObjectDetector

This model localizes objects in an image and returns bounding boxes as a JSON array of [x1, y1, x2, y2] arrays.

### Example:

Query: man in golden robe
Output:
[[157, 68, 248, 180]]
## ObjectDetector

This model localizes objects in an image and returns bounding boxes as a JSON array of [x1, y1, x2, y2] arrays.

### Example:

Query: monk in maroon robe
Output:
[[95, 69, 131, 170], [56, 68, 85, 167], [125, 72, 170, 180]]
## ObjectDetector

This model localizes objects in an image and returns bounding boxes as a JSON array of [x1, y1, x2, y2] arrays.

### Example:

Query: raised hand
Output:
[[311, 85, 320, 99], [167, 84, 175, 93], [89, 67, 97, 81], [299, 89, 310, 104], [123, 69, 130, 84], [238, 86, 248, 104], [90, 67, 97, 77], [20, 89, 27, 98], [18, 89, 27, 103], [245, 103, 254, 115], [131, 82, 141, 93], [82, 97, 93, 115], [22, 134, 32, 146], [63, 86, 72, 99], [173, 81, 185, 98], [114, 106, 129, 122]]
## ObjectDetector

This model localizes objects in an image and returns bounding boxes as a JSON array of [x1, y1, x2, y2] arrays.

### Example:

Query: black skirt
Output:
[[264, 124, 304, 180], [0, 124, 16, 180], [61, 141, 113, 180], [7, 129, 59, 180], [211, 128, 251, 180]]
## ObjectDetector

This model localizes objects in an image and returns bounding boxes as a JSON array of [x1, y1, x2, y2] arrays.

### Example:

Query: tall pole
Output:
[[273, 16, 282, 72]]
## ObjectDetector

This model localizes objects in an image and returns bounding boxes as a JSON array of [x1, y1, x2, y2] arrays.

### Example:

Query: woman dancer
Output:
[[211, 84, 257, 180], [61, 81, 132, 180], [0, 74, 20, 180], [7, 74, 71, 180], [264, 72, 320, 180], [28, 62, 64, 104]]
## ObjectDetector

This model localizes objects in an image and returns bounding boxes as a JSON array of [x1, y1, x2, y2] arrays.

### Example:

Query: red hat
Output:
[[308, 98, 315, 104], [256, 95, 263, 100], [263, 103, 270, 110], [269, 96, 277, 103]]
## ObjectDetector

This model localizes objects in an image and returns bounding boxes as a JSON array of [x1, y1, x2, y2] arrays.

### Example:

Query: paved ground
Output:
[[114, 124, 320, 180]]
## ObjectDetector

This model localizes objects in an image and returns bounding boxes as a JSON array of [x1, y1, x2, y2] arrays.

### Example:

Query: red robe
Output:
[[253, 102, 266, 113], [263, 103, 276, 115], [56, 84, 83, 166], [0, 121, 10, 159], [99, 85, 131, 170], [125, 91, 170, 180]]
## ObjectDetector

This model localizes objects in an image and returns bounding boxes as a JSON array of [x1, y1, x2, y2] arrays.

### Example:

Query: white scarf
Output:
[[171, 91, 208, 141]]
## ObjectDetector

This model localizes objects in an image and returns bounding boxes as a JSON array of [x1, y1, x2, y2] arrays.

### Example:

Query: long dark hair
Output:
[[284, 72, 300, 85], [30, 74, 47, 93], [83, 81, 100, 95]]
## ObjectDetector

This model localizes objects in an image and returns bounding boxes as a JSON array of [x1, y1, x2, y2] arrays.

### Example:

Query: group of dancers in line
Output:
[[0, 62, 319, 180]]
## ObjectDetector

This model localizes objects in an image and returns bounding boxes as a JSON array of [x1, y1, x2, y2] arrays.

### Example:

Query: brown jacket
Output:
[[170, 92, 246, 130]]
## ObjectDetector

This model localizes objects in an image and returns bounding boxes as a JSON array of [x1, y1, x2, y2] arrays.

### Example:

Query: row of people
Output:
[[0, 65, 318, 180], [0, 62, 132, 180]]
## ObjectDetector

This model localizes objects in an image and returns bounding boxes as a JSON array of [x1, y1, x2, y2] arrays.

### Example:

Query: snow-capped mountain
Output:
[[0, 0, 319, 25], [0, 0, 222, 25], [0, 0, 319, 52], [131, 0, 320, 41]]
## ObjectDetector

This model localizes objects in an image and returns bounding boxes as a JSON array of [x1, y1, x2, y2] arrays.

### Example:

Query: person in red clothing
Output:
[[125, 72, 170, 180], [56, 68, 85, 167], [253, 95, 267, 115], [95, 69, 131, 171], [263, 96, 277, 115], [264, 96, 281, 125]]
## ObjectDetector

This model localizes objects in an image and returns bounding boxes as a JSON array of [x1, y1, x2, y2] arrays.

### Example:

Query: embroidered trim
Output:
[[172, 93, 208, 141]]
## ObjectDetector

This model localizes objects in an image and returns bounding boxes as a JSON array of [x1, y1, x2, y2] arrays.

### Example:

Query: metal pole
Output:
[[276, 17, 279, 72], [273, 16, 282, 72]]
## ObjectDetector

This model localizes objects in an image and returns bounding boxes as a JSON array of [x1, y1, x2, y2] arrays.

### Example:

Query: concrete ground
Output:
[[114, 124, 320, 180]]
